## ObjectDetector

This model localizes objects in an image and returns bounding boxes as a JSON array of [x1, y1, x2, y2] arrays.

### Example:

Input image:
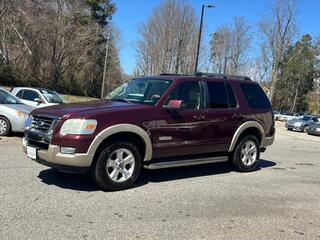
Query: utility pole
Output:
[[194, 4, 214, 75], [101, 28, 111, 99]]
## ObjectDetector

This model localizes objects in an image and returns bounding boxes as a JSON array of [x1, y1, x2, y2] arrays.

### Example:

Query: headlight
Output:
[[316, 128, 320, 132], [24, 116, 33, 130], [294, 122, 302, 127], [59, 119, 97, 136], [16, 111, 29, 118]]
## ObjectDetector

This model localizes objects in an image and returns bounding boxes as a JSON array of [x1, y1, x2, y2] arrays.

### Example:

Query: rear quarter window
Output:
[[240, 83, 271, 109]]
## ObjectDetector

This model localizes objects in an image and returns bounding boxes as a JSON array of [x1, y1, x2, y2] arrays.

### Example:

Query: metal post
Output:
[[194, 5, 205, 75], [101, 28, 111, 99]]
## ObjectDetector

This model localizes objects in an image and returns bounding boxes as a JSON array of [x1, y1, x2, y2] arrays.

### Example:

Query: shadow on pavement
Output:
[[37, 159, 276, 192]]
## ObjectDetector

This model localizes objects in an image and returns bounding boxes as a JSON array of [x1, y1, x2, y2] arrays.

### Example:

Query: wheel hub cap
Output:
[[240, 140, 257, 167], [0, 119, 7, 134], [106, 148, 135, 183]]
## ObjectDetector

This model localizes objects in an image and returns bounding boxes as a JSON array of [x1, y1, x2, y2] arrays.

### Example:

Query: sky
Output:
[[112, 0, 320, 74]]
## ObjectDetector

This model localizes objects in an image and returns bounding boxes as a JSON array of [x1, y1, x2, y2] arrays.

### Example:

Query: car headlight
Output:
[[316, 128, 320, 132], [24, 116, 33, 130], [294, 122, 302, 127], [16, 111, 29, 118], [59, 119, 97, 136]]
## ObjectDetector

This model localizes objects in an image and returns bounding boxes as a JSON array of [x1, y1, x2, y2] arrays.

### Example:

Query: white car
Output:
[[11, 87, 65, 108], [278, 112, 299, 122]]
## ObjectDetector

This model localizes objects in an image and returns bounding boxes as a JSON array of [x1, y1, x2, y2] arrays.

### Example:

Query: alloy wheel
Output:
[[106, 148, 135, 183], [240, 140, 258, 167], [0, 119, 8, 135]]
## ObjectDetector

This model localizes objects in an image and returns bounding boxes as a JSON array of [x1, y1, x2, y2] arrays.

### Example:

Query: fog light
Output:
[[60, 147, 76, 155]]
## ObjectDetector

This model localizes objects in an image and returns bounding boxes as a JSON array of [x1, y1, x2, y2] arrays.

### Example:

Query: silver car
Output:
[[307, 122, 320, 136], [0, 88, 34, 136], [285, 115, 320, 132]]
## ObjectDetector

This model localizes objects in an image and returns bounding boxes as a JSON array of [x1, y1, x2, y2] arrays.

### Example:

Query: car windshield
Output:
[[106, 78, 172, 105], [0, 89, 21, 104], [301, 116, 311, 121], [40, 89, 64, 103]]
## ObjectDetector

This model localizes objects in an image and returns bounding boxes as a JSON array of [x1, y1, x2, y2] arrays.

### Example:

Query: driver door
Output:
[[152, 80, 210, 159]]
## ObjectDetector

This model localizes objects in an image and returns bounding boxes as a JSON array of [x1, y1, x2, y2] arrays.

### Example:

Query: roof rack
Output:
[[159, 73, 187, 76], [195, 72, 252, 81]]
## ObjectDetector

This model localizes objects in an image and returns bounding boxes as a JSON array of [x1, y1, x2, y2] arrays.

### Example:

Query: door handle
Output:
[[193, 114, 206, 121]]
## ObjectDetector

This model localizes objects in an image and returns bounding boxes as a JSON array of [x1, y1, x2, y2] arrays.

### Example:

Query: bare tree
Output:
[[210, 25, 231, 74], [210, 17, 251, 75], [229, 17, 251, 74], [258, 0, 297, 103], [0, 0, 121, 97], [136, 0, 198, 75]]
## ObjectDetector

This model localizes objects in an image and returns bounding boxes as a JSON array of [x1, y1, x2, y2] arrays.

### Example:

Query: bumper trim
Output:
[[33, 158, 89, 173], [22, 138, 94, 170]]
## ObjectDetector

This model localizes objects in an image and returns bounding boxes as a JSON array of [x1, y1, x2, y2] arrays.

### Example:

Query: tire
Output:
[[231, 135, 260, 172], [287, 128, 293, 131], [0, 116, 11, 136], [302, 126, 308, 133], [92, 141, 142, 191]]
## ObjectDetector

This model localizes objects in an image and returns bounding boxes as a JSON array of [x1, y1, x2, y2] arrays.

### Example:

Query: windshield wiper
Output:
[[110, 98, 132, 103]]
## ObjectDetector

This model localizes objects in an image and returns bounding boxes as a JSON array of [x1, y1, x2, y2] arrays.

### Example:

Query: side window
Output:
[[22, 90, 40, 102], [226, 83, 237, 108], [164, 81, 201, 110], [205, 81, 229, 109], [16, 90, 24, 98], [240, 83, 271, 109]]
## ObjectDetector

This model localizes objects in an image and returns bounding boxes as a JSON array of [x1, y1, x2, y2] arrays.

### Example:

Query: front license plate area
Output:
[[27, 146, 37, 160]]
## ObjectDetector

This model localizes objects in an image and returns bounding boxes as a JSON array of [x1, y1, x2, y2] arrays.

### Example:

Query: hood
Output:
[[31, 100, 150, 119], [2, 104, 34, 113]]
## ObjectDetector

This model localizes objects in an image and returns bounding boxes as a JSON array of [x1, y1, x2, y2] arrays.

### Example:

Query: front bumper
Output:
[[307, 129, 320, 136], [22, 138, 93, 173], [285, 123, 303, 131]]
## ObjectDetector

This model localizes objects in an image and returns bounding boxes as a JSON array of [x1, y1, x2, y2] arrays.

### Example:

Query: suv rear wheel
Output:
[[232, 135, 260, 172], [92, 141, 142, 191]]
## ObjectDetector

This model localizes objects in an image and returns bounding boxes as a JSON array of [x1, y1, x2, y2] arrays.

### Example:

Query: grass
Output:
[[61, 94, 98, 103]]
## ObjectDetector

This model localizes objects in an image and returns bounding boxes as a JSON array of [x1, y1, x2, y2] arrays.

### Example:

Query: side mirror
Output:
[[164, 100, 183, 110], [34, 98, 42, 104]]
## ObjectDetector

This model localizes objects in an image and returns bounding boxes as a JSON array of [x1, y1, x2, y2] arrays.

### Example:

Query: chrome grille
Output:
[[31, 116, 54, 132]]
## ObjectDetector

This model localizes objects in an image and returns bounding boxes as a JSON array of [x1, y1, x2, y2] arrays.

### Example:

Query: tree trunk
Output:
[[291, 87, 298, 112], [269, 66, 278, 104]]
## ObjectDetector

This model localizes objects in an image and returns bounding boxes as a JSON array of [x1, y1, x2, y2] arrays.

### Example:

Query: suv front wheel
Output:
[[232, 135, 260, 172], [92, 141, 142, 191]]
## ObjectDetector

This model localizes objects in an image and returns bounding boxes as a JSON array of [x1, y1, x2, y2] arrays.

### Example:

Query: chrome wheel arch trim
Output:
[[228, 121, 265, 152], [87, 124, 153, 161]]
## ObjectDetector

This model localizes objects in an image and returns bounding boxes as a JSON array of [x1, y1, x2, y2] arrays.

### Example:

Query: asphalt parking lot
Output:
[[0, 122, 320, 240]]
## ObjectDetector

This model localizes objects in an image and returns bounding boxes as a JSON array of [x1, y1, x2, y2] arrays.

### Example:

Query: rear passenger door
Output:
[[203, 80, 240, 152]]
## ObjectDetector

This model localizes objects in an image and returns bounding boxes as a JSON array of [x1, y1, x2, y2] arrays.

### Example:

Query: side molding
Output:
[[228, 121, 265, 152], [87, 124, 153, 161]]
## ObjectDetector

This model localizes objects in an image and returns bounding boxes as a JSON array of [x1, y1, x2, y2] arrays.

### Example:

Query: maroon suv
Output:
[[23, 74, 275, 190]]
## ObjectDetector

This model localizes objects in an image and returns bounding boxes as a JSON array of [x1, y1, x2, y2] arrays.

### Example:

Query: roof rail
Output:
[[159, 73, 186, 76], [195, 72, 252, 81]]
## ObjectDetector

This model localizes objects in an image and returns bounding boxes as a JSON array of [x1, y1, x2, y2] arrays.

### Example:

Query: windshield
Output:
[[106, 78, 172, 105], [40, 89, 64, 103], [301, 116, 311, 121], [0, 89, 21, 104]]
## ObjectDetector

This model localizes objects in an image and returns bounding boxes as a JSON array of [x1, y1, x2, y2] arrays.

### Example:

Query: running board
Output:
[[143, 156, 229, 170]]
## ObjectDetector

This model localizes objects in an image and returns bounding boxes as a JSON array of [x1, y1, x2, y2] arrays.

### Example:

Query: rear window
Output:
[[240, 83, 271, 109]]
